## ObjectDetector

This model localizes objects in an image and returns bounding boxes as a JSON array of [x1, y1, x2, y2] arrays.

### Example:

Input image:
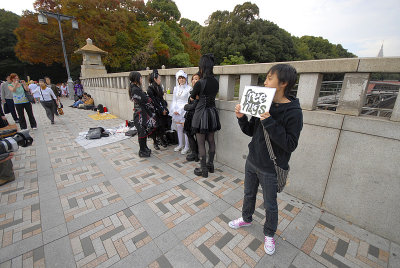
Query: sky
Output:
[[1, 0, 399, 57]]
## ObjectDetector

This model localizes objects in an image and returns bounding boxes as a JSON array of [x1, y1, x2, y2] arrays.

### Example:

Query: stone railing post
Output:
[[390, 89, 400, 121], [219, 75, 235, 101], [239, 74, 258, 101], [336, 73, 370, 116], [297, 73, 323, 110], [165, 75, 175, 93]]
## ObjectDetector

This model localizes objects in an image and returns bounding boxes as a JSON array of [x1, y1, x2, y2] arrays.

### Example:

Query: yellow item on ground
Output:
[[88, 113, 118, 120]]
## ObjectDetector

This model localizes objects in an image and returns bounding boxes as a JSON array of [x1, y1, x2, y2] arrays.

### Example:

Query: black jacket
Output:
[[147, 83, 167, 115], [238, 96, 303, 172]]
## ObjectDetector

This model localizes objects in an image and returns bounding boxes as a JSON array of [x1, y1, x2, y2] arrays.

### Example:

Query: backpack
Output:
[[97, 104, 104, 113]]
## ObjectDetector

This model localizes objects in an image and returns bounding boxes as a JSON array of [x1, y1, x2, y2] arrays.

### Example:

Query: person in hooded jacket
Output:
[[129, 71, 157, 157], [228, 64, 303, 256], [147, 69, 168, 150], [169, 70, 191, 154]]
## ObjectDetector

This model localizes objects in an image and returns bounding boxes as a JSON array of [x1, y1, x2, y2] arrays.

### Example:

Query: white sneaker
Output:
[[264, 236, 275, 255], [228, 217, 252, 229], [181, 147, 189, 155], [174, 146, 182, 152], [32, 127, 38, 130]]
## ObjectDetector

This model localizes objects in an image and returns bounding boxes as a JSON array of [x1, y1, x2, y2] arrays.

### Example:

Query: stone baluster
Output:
[[219, 75, 235, 101], [336, 73, 370, 116], [239, 74, 258, 101], [391, 89, 400, 121], [297, 73, 323, 110]]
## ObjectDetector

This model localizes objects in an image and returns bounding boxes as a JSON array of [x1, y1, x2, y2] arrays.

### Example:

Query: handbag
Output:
[[24, 90, 35, 103], [262, 127, 289, 193]]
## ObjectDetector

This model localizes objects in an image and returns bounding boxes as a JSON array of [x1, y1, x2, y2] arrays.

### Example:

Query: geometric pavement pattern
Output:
[[0, 100, 398, 268]]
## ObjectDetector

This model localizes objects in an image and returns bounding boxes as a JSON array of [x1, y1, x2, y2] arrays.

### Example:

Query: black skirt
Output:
[[191, 97, 221, 134]]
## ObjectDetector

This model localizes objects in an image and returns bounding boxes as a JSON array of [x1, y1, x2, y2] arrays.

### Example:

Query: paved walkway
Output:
[[0, 99, 398, 268]]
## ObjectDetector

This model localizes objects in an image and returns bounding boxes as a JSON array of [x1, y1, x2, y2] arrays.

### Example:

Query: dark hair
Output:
[[149, 69, 159, 84], [192, 72, 201, 80], [87, 94, 91, 98], [39, 79, 45, 83], [267, 64, 297, 97], [199, 54, 215, 78], [129, 71, 142, 99]]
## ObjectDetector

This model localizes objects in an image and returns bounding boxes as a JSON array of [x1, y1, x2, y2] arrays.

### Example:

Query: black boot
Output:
[[153, 142, 160, 150], [139, 150, 151, 157], [186, 152, 196, 162], [194, 157, 208, 177], [207, 152, 215, 173]]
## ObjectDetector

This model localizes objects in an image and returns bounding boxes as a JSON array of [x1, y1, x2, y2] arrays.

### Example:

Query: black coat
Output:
[[131, 84, 157, 138]]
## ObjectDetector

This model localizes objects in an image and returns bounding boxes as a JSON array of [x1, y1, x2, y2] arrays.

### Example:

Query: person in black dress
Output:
[[129, 71, 157, 157], [191, 54, 221, 177], [147, 69, 168, 150], [184, 72, 200, 162]]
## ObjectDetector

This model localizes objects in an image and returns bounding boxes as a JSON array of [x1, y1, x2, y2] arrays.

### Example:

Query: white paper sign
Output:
[[240, 86, 276, 118]]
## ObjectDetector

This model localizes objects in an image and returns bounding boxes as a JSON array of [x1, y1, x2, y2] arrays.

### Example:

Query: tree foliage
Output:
[[199, 2, 296, 65], [221, 52, 247, 65]]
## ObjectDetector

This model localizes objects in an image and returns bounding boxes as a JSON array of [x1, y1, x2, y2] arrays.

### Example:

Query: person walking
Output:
[[45, 77, 59, 115], [29, 81, 40, 104], [7, 73, 37, 130], [129, 71, 157, 157], [147, 69, 168, 150], [191, 54, 221, 177], [1, 75, 19, 123], [36, 79, 58, 124]]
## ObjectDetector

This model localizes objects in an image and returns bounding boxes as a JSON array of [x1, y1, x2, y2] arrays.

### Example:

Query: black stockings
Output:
[[196, 132, 215, 157]]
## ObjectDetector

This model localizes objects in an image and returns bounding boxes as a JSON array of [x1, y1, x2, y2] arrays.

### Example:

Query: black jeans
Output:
[[5, 99, 19, 121], [14, 102, 37, 129], [242, 160, 278, 237]]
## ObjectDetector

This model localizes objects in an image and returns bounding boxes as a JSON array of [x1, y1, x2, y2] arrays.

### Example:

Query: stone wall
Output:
[[80, 57, 400, 243]]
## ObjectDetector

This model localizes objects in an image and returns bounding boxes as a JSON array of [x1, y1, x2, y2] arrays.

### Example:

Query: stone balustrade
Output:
[[80, 57, 400, 244]]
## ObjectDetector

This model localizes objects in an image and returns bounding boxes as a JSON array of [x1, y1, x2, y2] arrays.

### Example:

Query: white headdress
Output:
[[175, 70, 188, 87]]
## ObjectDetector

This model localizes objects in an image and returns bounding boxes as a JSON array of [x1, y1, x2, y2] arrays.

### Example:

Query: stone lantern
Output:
[[74, 38, 107, 78]]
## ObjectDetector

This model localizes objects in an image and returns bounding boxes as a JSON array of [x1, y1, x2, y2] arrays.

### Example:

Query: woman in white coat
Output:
[[169, 70, 191, 154]]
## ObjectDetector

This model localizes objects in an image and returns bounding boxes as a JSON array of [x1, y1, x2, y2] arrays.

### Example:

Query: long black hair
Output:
[[199, 53, 215, 78], [128, 71, 142, 99], [149, 69, 159, 84]]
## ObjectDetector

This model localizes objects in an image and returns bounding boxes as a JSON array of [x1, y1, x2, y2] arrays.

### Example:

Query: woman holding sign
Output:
[[228, 64, 303, 255], [191, 54, 221, 178]]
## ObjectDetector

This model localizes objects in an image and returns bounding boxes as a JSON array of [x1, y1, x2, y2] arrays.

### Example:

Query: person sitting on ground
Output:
[[78, 94, 94, 109], [71, 93, 88, 108]]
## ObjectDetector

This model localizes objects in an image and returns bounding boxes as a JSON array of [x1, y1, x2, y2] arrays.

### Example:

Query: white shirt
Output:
[[29, 84, 40, 98], [35, 87, 57, 101]]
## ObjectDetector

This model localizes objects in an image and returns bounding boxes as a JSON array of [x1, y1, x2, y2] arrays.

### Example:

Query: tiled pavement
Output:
[[0, 99, 399, 268]]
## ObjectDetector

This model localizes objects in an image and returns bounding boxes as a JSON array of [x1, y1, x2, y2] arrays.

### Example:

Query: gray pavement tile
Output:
[[255, 236, 299, 268], [182, 180, 218, 204], [320, 211, 391, 251], [44, 236, 75, 268], [139, 180, 183, 200], [39, 188, 59, 201], [222, 186, 244, 205], [37, 174, 57, 195], [130, 201, 168, 239], [153, 229, 181, 254], [122, 192, 143, 207], [57, 175, 108, 196], [281, 203, 322, 249], [40, 196, 65, 231], [171, 205, 221, 241], [389, 242, 400, 268], [0, 196, 39, 214], [67, 199, 126, 233], [291, 251, 326, 268], [165, 243, 204, 268], [109, 177, 136, 198], [153, 255, 173, 268], [0, 234, 43, 263], [111, 241, 162, 268], [42, 223, 68, 245], [210, 198, 231, 213]]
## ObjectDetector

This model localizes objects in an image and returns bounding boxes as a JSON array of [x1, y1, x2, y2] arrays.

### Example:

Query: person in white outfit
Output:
[[29, 81, 40, 103], [169, 70, 191, 154]]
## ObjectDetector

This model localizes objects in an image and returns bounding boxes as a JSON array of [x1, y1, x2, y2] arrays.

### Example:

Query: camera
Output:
[[0, 130, 33, 161]]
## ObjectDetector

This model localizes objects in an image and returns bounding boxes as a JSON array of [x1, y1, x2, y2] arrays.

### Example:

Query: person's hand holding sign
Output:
[[235, 104, 244, 118], [260, 111, 271, 120]]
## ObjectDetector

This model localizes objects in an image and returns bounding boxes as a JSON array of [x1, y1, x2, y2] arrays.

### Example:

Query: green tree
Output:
[[179, 18, 202, 44], [221, 52, 247, 65], [199, 3, 296, 64], [146, 0, 180, 22]]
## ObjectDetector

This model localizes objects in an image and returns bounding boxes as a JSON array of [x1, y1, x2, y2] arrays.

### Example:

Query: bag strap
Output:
[[262, 126, 278, 167], [39, 88, 45, 100]]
